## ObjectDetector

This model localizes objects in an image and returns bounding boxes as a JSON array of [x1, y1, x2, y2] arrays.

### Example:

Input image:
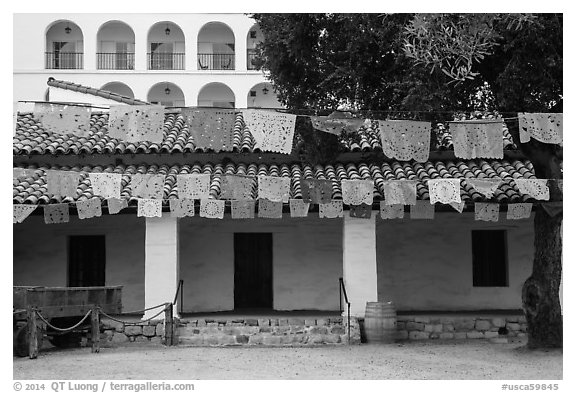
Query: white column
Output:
[[235, 28, 248, 71], [82, 27, 97, 71], [342, 215, 378, 318], [143, 217, 179, 320], [134, 28, 148, 71]]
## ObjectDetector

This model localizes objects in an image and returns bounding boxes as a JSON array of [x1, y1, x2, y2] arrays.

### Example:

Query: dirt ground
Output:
[[13, 339, 562, 380]]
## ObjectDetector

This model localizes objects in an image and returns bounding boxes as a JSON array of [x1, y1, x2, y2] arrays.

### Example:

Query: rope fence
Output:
[[34, 309, 92, 332]]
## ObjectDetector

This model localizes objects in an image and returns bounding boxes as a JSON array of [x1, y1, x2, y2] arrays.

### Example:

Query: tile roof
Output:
[[13, 159, 539, 207], [13, 112, 517, 156], [47, 78, 150, 106]]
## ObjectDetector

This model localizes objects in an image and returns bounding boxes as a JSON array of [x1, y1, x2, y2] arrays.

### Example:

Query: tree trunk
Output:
[[522, 208, 562, 348], [505, 117, 563, 348]]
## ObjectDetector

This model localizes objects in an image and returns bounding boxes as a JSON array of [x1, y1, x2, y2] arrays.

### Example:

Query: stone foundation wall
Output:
[[394, 315, 527, 341]]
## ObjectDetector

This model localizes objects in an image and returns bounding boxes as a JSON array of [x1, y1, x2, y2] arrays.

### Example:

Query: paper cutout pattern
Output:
[[44, 203, 70, 224], [467, 178, 502, 198], [380, 203, 404, 219], [34, 103, 91, 137], [13, 205, 37, 224], [506, 203, 532, 220], [77, 198, 102, 220], [542, 202, 562, 217], [200, 199, 225, 219], [349, 204, 372, 219], [137, 199, 162, 218], [130, 174, 165, 199], [258, 199, 283, 219], [89, 173, 122, 199], [410, 201, 435, 219], [242, 109, 296, 154], [450, 120, 504, 159], [177, 174, 211, 200], [107, 198, 128, 214], [514, 179, 550, 200], [383, 180, 418, 206], [449, 201, 466, 213], [377, 120, 431, 162], [319, 200, 344, 218], [183, 108, 235, 152], [108, 105, 165, 143], [46, 170, 81, 198], [301, 179, 332, 204], [169, 199, 195, 218], [13, 168, 36, 180], [341, 179, 374, 206], [220, 175, 255, 200], [519, 113, 563, 144], [310, 116, 365, 136], [231, 200, 255, 219], [289, 199, 310, 218], [428, 179, 461, 204], [475, 203, 499, 222], [258, 176, 291, 203]]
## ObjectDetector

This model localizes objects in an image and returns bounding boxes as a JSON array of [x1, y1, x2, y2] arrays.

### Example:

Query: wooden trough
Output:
[[13, 286, 122, 358]]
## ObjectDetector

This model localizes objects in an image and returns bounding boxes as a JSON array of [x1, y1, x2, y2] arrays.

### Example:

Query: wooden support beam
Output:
[[91, 307, 100, 353], [27, 308, 38, 359], [164, 303, 174, 346]]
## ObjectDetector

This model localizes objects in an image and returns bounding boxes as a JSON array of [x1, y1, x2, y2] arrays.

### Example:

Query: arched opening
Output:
[[97, 21, 135, 70], [247, 82, 282, 109], [45, 20, 84, 69], [198, 82, 235, 108], [147, 82, 185, 107], [246, 24, 263, 71], [197, 22, 235, 70], [101, 82, 135, 99], [147, 22, 185, 70]]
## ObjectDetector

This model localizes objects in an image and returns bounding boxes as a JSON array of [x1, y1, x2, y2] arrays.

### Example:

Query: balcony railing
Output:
[[147, 53, 185, 70], [197, 53, 235, 70], [97, 53, 135, 70], [45, 52, 83, 69], [247, 49, 259, 70]]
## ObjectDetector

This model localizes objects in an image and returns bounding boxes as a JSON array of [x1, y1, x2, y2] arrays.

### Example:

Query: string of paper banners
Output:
[[28, 103, 563, 160], [12, 169, 562, 224]]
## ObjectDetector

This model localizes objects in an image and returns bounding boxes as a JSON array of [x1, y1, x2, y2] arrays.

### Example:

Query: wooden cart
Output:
[[13, 286, 122, 358]]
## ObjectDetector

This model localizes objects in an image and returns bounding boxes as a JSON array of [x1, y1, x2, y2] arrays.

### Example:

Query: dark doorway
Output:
[[234, 233, 273, 309], [68, 235, 106, 287]]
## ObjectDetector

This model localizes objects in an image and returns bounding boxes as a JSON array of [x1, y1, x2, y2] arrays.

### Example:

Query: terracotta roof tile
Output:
[[13, 159, 539, 207], [47, 78, 150, 106]]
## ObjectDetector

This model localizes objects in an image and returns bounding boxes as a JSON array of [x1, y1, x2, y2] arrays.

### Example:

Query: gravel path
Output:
[[13, 339, 562, 380]]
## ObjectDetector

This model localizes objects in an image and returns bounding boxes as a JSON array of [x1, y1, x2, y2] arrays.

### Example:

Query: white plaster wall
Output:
[[376, 212, 534, 311], [179, 216, 343, 312], [13, 214, 145, 312], [97, 22, 135, 50], [48, 87, 134, 106]]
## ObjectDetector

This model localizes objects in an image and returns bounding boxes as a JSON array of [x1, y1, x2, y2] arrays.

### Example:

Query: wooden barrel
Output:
[[364, 301, 397, 343]]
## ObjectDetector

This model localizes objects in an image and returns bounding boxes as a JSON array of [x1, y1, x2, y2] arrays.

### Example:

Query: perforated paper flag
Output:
[[515, 179, 550, 201], [44, 204, 69, 224], [46, 170, 82, 198], [107, 198, 128, 215], [383, 180, 418, 206], [301, 179, 332, 204], [319, 200, 344, 218], [169, 199, 195, 218], [231, 200, 255, 219], [474, 203, 499, 222], [130, 174, 165, 199], [177, 174, 211, 200], [13, 205, 37, 224], [467, 178, 502, 198], [506, 203, 532, 220], [341, 179, 374, 206], [108, 105, 165, 143], [137, 199, 162, 218], [349, 204, 372, 219], [77, 198, 102, 220], [183, 108, 235, 152], [410, 201, 434, 219], [428, 179, 461, 204], [377, 120, 431, 162], [13, 168, 36, 180], [258, 198, 283, 219], [242, 109, 296, 154], [89, 173, 122, 199], [289, 199, 310, 218], [380, 203, 404, 219], [258, 176, 290, 203], [449, 120, 504, 159], [34, 103, 91, 137], [519, 113, 562, 144], [449, 201, 466, 213], [220, 174, 255, 200], [200, 199, 225, 219]]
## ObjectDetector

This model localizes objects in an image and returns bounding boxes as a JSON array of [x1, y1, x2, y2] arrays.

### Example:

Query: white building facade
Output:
[[13, 13, 282, 108]]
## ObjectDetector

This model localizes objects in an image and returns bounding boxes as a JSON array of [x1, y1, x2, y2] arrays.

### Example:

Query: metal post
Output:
[[91, 307, 100, 353], [27, 308, 38, 359], [179, 280, 183, 315], [347, 303, 351, 343]]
